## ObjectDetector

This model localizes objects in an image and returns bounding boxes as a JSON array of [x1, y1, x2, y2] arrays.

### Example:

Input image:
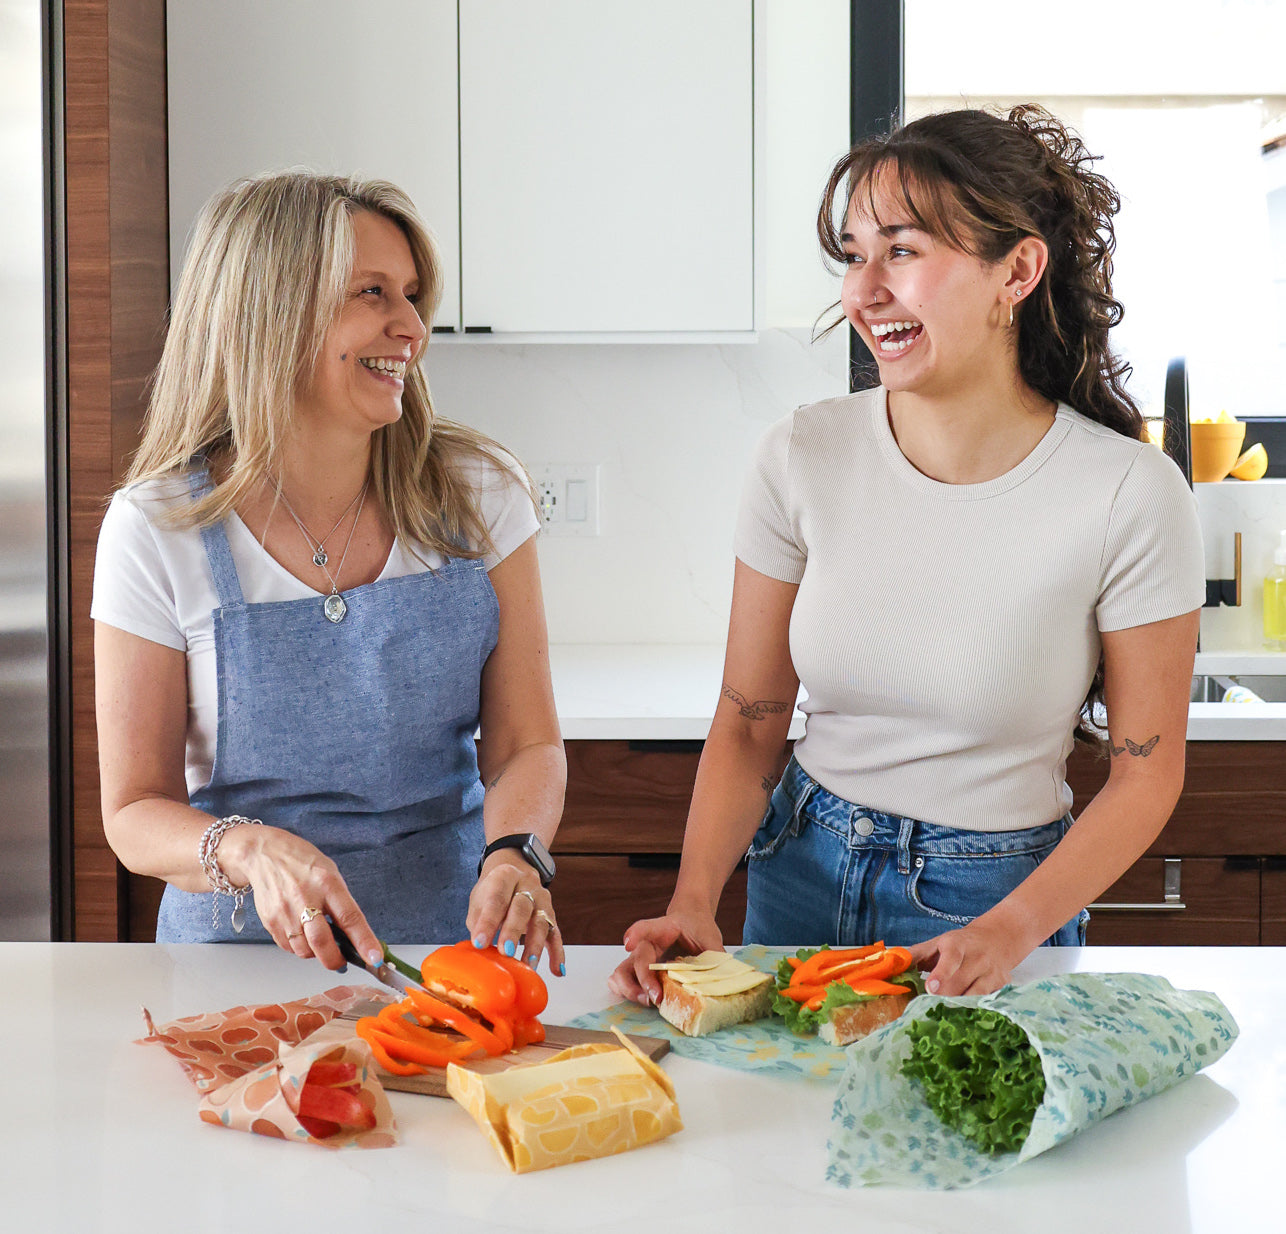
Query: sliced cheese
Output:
[[688, 970, 772, 997], [649, 951, 728, 972]]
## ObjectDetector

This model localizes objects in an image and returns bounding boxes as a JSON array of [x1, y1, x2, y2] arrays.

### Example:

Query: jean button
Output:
[[853, 815, 875, 837]]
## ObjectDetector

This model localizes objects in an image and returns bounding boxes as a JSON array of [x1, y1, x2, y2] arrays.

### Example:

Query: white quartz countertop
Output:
[[6, 942, 1281, 1232], [550, 644, 1286, 741]]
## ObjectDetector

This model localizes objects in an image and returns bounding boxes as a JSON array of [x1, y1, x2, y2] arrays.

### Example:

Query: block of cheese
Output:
[[650, 952, 774, 1037]]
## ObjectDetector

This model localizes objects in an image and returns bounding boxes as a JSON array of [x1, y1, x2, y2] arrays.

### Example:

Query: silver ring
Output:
[[300, 906, 323, 926], [512, 889, 536, 907]]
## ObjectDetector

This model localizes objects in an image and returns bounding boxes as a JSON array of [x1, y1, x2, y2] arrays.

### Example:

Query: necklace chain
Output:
[[275, 480, 369, 619], [276, 481, 367, 569]]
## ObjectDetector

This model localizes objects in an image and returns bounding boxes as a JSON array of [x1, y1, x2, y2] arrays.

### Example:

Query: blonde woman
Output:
[[93, 172, 566, 976]]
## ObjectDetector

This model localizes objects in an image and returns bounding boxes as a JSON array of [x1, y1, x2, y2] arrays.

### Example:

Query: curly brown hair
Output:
[[817, 104, 1145, 445], [817, 105, 1143, 747]]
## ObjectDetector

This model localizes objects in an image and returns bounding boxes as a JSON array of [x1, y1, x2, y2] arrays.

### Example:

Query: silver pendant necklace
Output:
[[278, 481, 367, 569], [276, 480, 369, 623]]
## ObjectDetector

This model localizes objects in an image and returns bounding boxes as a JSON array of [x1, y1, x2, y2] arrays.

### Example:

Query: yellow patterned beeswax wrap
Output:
[[447, 1039, 682, 1173]]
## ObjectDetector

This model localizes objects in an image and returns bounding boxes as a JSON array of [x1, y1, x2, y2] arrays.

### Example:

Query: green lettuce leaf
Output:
[[899, 1005, 1045, 1154], [771, 947, 925, 1037]]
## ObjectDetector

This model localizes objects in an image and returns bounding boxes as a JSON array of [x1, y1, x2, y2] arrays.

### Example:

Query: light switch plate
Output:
[[532, 463, 600, 537]]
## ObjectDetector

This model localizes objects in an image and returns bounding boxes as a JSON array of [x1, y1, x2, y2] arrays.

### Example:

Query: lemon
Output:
[[1230, 442, 1268, 481]]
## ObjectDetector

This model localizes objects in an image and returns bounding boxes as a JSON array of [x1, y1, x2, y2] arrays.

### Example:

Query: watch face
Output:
[[522, 834, 555, 883]]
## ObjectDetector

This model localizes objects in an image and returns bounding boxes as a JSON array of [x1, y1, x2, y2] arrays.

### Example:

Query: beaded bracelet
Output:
[[198, 815, 262, 933]]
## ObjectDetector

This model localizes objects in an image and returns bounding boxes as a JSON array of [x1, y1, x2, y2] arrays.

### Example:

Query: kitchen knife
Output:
[[329, 920, 424, 997]]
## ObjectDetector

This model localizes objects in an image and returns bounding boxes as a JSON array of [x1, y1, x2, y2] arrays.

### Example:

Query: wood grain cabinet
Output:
[[551, 739, 1286, 948]]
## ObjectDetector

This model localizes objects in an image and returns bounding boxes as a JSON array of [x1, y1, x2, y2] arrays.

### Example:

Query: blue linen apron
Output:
[[155, 472, 499, 944]]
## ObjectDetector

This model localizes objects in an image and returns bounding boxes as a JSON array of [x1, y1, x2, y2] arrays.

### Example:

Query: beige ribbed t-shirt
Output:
[[735, 386, 1205, 832]]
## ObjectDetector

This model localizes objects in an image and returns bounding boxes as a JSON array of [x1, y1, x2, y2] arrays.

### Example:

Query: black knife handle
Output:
[[328, 919, 367, 969]]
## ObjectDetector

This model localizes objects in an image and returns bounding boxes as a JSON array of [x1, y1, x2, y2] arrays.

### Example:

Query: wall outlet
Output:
[[531, 463, 600, 537]]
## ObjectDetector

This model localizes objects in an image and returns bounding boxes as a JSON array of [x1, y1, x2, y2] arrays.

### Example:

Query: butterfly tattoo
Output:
[[722, 684, 791, 721], [1110, 734, 1160, 758]]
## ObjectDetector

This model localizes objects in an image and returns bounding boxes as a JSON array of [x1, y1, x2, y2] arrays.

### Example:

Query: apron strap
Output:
[[188, 466, 245, 609]]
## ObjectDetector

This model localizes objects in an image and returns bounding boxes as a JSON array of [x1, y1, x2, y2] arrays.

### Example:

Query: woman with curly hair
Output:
[[612, 106, 1203, 1000], [93, 172, 565, 975]]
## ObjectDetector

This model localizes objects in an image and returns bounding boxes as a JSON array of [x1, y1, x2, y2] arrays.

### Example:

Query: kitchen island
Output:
[[6, 944, 1281, 1232]]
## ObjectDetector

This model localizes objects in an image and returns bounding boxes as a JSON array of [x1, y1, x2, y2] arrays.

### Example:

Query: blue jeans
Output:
[[742, 757, 1089, 948]]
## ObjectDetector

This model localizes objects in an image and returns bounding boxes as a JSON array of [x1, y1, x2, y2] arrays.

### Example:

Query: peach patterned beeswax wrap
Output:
[[140, 985, 397, 1148], [447, 1037, 682, 1173]]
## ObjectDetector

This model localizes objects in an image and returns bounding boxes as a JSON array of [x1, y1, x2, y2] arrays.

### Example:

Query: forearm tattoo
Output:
[[1110, 734, 1160, 758], [722, 683, 791, 722], [760, 775, 774, 795]]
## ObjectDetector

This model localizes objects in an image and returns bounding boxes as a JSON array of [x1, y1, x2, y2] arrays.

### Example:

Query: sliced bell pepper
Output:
[[298, 1083, 376, 1130], [355, 1018, 428, 1076], [487, 946, 550, 1018], [790, 943, 886, 987], [420, 942, 518, 1020], [305, 1061, 358, 1087], [405, 987, 510, 1056]]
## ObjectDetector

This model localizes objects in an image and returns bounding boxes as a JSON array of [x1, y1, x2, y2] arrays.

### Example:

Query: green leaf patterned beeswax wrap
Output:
[[827, 972, 1238, 1190]]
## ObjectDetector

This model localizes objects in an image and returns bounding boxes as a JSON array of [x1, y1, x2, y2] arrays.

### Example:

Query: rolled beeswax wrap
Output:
[[827, 972, 1238, 1190], [140, 985, 397, 1148], [447, 1037, 682, 1172]]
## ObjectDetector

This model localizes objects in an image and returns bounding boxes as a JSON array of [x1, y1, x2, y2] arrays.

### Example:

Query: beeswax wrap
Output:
[[447, 1037, 682, 1172], [569, 946, 852, 1081], [827, 971, 1238, 1190], [140, 985, 397, 1148]]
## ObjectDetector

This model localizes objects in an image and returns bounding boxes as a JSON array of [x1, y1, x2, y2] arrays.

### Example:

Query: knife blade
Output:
[[329, 920, 423, 997]]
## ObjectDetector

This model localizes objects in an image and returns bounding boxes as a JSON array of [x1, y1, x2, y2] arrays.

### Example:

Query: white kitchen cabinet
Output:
[[166, 0, 461, 323], [167, 0, 754, 338], [457, 0, 754, 334]]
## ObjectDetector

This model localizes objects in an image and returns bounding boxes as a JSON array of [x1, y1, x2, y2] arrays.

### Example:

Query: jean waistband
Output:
[[779, 756, 1072, 869]]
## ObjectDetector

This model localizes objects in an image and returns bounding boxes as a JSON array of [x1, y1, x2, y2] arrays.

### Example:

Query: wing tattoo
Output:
[[1110, 734, 1160, 758]]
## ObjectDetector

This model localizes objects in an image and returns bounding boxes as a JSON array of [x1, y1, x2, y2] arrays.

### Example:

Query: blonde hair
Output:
[[127, 169, 527, 557]]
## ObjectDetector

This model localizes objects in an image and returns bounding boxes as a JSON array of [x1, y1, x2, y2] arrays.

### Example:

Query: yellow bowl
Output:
[[1189, 420, 1246, 483]]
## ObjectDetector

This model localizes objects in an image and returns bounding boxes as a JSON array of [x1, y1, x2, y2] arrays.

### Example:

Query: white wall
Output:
[[427, 1, 851, 645]]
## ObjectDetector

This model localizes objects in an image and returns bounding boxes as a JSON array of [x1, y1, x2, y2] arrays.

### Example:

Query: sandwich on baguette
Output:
[[649, 951, 776, 1037], [774, 944, 925, 1046]]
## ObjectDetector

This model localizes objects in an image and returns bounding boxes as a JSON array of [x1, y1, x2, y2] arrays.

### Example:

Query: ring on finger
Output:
[[286, 930, 303, 940], [535, 909, 557, 931], [512, 889, 536, 907], [300, 906, 323, 926]]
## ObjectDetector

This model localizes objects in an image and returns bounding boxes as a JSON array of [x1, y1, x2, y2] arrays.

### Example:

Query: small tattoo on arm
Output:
[[760, 775, 774, 794], [1110, 735, 1160, 758], [722, 683, 791, 722], [486, 768, 507, 790]]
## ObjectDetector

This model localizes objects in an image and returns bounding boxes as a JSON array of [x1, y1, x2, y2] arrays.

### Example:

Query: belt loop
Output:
[[896, 816, 915, 875]]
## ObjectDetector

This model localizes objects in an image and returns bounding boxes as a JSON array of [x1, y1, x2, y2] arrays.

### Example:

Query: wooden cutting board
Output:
[[318, 1000, 671, 1098]]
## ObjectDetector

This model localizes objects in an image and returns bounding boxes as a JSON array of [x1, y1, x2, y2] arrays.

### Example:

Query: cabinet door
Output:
[[458, 0, 754, 333], [1264, 858, 1286, 945], [167, 0, 461, 325], [1085, 857, 1260, 945]]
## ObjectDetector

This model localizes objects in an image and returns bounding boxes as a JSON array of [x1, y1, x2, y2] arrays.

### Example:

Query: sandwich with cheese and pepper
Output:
[[774, 944, 925, 1045], [649, 951, 776, 1037]]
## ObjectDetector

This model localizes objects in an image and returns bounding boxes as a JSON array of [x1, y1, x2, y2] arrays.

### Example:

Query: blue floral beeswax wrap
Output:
[[828, 971, 1238, 1190], [567, 946, 853, 1082]]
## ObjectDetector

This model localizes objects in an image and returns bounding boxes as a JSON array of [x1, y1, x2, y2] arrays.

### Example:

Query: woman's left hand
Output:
[[909, 916, 1026, 997], [467, 853, 565, 977]]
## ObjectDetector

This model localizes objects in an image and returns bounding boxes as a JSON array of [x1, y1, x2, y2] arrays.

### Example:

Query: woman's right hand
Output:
[[608, 910, 724, 1006], [219, 823, 381, 971]]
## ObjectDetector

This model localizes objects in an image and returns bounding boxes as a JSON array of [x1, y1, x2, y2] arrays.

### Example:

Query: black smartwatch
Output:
[[478, 833, 556, 886]]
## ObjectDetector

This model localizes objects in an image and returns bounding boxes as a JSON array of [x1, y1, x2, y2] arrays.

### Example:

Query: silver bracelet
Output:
[[199, 815, 262, 934]]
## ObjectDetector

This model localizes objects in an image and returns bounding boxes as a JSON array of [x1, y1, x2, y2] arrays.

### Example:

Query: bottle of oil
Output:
[[1263, 531, 1286, 650]]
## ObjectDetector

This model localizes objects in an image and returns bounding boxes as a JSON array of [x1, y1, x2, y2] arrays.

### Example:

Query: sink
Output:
[[1192, 674, 1286, 703]]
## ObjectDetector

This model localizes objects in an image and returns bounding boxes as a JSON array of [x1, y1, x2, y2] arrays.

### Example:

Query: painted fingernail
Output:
[[473, 934, 488, 949], [367, 951, 383, 966], [528, 953, 540, 969], [503, 939, 516, 957], [337, 963, 348, 974], [559, 962, 566, 977]]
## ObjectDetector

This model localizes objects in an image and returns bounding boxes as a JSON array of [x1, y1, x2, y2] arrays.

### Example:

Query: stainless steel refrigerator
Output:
[[0, 0, 54, 940]]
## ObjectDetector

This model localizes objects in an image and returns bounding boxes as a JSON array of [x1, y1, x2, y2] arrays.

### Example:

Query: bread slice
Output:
[[817, 989, 913, 1046], [657, 969, 775, 1037]]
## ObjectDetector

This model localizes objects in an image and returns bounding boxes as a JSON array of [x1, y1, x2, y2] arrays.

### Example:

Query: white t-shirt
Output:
[[92, 453, 540, 796], [734, 386, 1205, 832]]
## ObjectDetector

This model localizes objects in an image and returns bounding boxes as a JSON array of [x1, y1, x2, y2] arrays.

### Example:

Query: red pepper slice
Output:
[[405, 987, 509, 1056], [355, 1018, 428, 1075], [299, 1083, 376, 1130], [790, 943, 886, 987], [305, 1061, 358, 1087]]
